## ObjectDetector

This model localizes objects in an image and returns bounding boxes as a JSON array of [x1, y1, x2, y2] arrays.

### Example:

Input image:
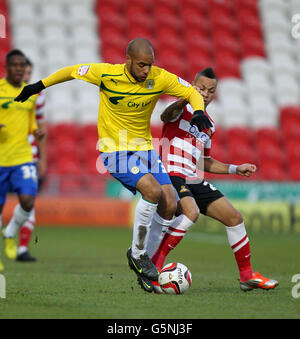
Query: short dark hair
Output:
[[25, 57, 33, 67], [194, 67, 217, 82], [6, 49, 26, 64]]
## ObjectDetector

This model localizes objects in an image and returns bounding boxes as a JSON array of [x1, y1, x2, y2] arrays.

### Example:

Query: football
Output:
[[158, 262, 192, 294]]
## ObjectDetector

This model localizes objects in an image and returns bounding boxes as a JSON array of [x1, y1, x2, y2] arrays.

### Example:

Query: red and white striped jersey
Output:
[[160, 103, 215, 180], [27, 91, 46, 162]]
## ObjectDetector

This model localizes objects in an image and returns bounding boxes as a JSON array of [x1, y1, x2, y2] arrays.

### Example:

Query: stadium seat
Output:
[[215, 52, 240, 78], [60, 177, 83, 194], [289, 161, 300, 181], [259, 161, 287, 181], [226, 127, 254, 145], [228, 142, 256, 164], [255, 127, 282, 146], [256, 141, 285, 167], [85, 175, 106, 196]]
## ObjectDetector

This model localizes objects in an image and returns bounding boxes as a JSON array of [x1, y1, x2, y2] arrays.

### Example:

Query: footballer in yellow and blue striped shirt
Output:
[[15, 39, 210, 288], [0, 49, 38, 213]]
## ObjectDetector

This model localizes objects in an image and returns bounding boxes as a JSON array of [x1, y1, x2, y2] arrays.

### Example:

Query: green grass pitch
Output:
[[0, 226, 299, 319]]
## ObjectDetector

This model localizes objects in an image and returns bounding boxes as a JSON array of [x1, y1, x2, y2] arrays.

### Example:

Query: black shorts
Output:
[[170, 175, 224, 215]]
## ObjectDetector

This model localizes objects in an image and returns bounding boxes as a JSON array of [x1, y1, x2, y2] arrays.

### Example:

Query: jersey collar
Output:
[[124, 65, 138, 84]]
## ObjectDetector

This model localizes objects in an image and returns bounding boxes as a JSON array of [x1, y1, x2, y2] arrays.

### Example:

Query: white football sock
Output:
[[131, 198, 158, 259], [4, 204, 31, 238], [0, 213, 2, 232], [146, 212, 173, 259]]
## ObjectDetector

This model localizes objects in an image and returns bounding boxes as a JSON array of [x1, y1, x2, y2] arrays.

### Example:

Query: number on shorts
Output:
[[21, 165, 37, 180], [203, 180, 217, 191]]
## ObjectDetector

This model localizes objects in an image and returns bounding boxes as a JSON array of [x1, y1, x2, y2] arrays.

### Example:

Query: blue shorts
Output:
[[0, 163, 38, 205], [100, 150, 171, 194]]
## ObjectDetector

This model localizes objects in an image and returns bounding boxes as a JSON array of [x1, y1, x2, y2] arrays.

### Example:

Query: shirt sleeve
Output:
[[203, 139, 211, 158], [162, 70, 204, 112], [71, 63, 106, 86]]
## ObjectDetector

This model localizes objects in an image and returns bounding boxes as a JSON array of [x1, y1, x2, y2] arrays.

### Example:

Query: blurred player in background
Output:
[[14, 38, 210, 292], [13, 58, 47, 262], [148, 67, 279, 292], [0, 49, 42, 269]]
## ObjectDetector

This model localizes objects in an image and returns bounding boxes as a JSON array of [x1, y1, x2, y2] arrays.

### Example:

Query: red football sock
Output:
[[151, 227, 186, 269], [19, 224, 33, 249], [226, 223, 253, 282], [151, 215, 194, 270]]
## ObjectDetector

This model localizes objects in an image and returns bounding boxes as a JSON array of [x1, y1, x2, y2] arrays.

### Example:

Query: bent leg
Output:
[[206, 197, 253, 282]]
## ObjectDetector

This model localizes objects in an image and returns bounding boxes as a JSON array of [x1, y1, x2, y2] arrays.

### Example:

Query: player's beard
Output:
[[129, 62, 142, 83]]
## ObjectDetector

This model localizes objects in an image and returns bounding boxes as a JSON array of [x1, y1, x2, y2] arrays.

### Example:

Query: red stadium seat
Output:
[[53, 123, 80, 141], [154, 6, 182, 32], [213, 32, 241, 57], [282, 118, 300, 139], [101, 46, 125, 64], [180, 0, 208, 13], [57, 158, 82, 175], [60, 177, 83, 194], [182, 8, 211, 34], [236, 8, 262, 33], [240, 30, 265, 58], [85, 175, 106, 195], [226, 127, 254, 144], [96, 0, 124, 11], [124, 0, 153, 11], [234, 0, 258, 12], [281, 106, 300, 118], [256, 142, 285, 168], [185, 32, 214, 56], [285, 140, 300, 162], [228, 142, 257, 164], [288, 161, 300, 181], [97, 5, 127, 30], [259, 162, 287, 181], [210, 13, 238, 34], [215, 52, 240, 78], [153, 0, 180, 11], [255, 127, 282, 145], [207, 0, 234, 13]]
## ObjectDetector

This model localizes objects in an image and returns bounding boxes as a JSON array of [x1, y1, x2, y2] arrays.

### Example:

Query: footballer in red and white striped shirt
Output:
[[150, 68, 278, 291]]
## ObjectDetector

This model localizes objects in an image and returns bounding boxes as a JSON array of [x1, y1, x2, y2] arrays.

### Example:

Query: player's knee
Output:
[[164, 197, 177, 218], [144, 185, 162, 204], [19, 196, 35, 212], [186, 207, 200, 223], [228, 209, 243, 226]]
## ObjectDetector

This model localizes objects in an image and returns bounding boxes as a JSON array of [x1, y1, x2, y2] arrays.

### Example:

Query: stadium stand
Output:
[[1, 0, 300, 195]]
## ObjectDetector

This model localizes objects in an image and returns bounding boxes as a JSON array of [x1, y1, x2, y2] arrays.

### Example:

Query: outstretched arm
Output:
[[204, 157, 256, 177], [14, 66, 75, 102]]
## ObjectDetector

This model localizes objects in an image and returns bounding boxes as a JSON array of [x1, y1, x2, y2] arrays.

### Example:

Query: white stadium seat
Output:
[[217, 78, 246, 102], [39, 4, 65, 26], [241, 57, 271, 78]]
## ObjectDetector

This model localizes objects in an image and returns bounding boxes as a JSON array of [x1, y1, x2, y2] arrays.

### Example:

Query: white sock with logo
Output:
[[146, 212, 173, 259], [131, 198, 158, 259], [4, 204, 31, 238]]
